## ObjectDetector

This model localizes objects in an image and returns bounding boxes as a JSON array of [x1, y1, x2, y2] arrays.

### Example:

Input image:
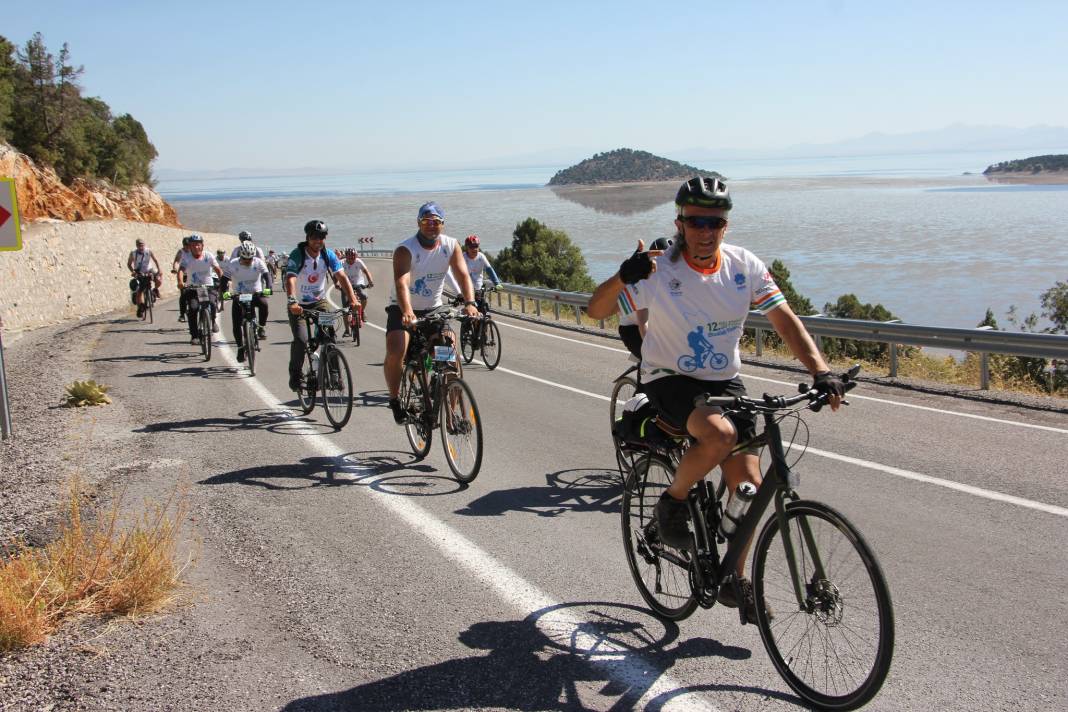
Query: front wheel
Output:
[[198, 308, 212, 362], [753, 500, 894, 711], [439, 377, 483, 483], [320, 346, 353, 429], [459, 321, 475, 364], [620, 455, 697, 621], [401, 363, 432, 459], [296, 350, 317, 414], [480, 320, 502, 370], [243, 319, 257, 376], [144, 287, 154, 324]]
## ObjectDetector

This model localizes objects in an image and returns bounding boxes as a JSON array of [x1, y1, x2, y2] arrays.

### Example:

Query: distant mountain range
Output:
[[668, 123, 1068, 163]]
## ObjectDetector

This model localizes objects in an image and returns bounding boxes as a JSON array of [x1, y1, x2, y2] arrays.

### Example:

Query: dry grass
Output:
[[0, 479, 188, 652]]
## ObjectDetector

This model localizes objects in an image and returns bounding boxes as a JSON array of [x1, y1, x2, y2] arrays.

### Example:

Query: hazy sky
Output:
[[8, 1, 1068, 171]]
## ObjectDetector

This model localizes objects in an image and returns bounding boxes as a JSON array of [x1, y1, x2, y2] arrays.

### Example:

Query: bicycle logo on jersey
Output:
[[677, 325, 728, 372], [411, 277, 433, 298]]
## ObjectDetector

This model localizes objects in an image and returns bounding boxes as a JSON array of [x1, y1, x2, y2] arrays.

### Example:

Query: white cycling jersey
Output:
[[463, 252, 493, 291], [623, 243, 786, 382], [129, 249, 157, 275], [223, 257, 270, 294], [389, 234, 459, 310], [343, 258, 369, 287], [230, 244, 266, 261], [180, 252, 220, 287]]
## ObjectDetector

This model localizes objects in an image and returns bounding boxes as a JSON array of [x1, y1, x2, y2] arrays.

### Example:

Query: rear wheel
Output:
[[620, 455, 697, 620], [243, 319, 257, 375], [296, 350, 317, 414], [480, 320, 502, 370], [401, 363, 432, 459], [439, 377, 483, 483], [320, 346, 353, 429], [198, 308, 212, 362], [753, 500, 894, 711], [459, 320, 476, 363]]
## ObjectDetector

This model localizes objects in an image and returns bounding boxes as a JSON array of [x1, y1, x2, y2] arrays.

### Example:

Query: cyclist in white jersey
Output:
[[230, 230, 266, 261], [177, 234, 224, 343], [127, 239, 162, 318], [283, 220, 358, 391], [341, 247, 374, 327], [384, 202, 479, 423], [221, 241, 272, 362], [588, 177, 845, 623], [461, 235, 501, 293], [172, 237, 192, 322]]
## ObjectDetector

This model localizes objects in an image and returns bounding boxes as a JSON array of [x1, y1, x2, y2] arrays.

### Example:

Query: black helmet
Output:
[[675, 176, 731, 211], [304, 220, 328, 238], [649, 237, 674, 252], [238, 230, 253, 241]]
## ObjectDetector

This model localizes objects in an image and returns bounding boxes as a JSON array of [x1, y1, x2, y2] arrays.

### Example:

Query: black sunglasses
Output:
[[680, 215, 728, 230]]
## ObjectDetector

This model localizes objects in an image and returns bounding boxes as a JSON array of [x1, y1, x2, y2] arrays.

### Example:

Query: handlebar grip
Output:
[[698, 395, 737, 408]]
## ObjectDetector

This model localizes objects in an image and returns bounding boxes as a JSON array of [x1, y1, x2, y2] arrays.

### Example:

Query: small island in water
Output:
[[983, 154, 1068, 184], [548, 148, 721, 186]]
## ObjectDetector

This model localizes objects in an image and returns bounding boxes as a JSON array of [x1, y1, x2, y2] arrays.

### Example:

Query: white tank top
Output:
[[389, 234, 458, 310]]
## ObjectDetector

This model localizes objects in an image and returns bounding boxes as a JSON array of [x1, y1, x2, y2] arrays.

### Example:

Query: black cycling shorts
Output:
[[642, 375, 757, 446], [385, 304, 431, 333], [618, 325, 643, 360]]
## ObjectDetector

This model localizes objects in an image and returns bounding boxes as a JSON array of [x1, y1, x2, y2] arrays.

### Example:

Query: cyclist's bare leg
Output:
[[384, 330, 409, 398], [720, 451, 762, 575], [666, 406, 738, 500]]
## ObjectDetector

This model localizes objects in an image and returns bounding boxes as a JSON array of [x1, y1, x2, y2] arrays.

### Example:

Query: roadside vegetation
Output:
[[0, 480, 188, 652], [0, 32, 158, 186]]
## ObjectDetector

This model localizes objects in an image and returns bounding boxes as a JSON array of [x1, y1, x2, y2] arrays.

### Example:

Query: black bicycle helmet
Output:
[[674, 176, 731, 211], [238, 230, 253, 241], [304, 220, 328, 238], [649, 236, 674, 252]]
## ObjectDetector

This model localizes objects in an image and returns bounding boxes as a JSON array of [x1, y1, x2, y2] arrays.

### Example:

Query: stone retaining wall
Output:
[[0, 220, 237, 336]]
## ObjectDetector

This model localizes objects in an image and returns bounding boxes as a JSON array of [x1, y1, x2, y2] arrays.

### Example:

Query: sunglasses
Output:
[[680, 215, 728, 230], [419, 217, 444, 226], [308, 234, 327, 240]]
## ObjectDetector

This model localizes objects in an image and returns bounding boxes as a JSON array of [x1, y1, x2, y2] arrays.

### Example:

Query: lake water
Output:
[[160, 152, 1068, 331]]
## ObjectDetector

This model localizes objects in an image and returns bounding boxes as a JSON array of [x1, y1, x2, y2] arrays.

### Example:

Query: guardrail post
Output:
[[980, 353, 990, 389], [889, 343, 898, 377], [507, 293, 513, 311], [535, 300, 541, 317], [496, 291, 501, 307], [520, 296, 526, 314], [553, 302, 559, 321], [755, 328, 763, 357], [575, 306, 582, 325]]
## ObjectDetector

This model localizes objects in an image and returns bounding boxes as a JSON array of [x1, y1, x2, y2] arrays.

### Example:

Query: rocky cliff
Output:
[[0, 142, 180, 226]]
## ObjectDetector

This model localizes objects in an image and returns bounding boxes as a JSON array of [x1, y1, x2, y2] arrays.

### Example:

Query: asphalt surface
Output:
[[12, 270, 1067, 711]]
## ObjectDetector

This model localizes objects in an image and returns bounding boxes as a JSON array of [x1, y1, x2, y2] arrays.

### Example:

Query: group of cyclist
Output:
[[135, 176, 848, 624]]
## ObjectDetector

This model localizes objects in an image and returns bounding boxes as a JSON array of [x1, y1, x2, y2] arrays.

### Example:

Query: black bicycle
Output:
[[295, 307, 354, 429], [184, 285, 216, 362], [458, 286, 502, 370], [224, 289, 270, 376], [400, 307, 484, 483], [134, 275, 156, 324], [342, 285, 370, 346], [618, 366, 893, 710]]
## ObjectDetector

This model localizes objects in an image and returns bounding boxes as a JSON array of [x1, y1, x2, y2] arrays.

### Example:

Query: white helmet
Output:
[[622, 394, 649, 413], [238, 242, 258, 259]]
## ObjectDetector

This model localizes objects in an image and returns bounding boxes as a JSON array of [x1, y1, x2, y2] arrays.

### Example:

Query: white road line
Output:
[[495, 316, 1068, 435], [216, 341, 715, 711]]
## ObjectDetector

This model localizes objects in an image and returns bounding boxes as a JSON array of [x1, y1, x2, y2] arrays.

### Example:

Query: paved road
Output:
[[85, 276, 1067, 711]]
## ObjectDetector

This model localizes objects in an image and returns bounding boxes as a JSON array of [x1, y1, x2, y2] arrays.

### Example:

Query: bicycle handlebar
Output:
[[698, 365, 860, 413]]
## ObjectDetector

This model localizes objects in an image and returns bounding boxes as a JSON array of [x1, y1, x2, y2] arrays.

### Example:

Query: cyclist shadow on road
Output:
[[197, 449, 449, 492], [136, 407, 336, 437], [455, 468, 622, 518], [130, 364, 250, 379], [354, 389, 390, 409], [280, 600, 781, 711]]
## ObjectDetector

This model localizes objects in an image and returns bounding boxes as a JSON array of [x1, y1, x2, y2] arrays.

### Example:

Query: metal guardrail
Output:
[[492, 284, 1068, 389]]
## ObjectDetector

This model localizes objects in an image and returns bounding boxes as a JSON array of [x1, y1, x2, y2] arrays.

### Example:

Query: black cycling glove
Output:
[[812, 371, 846, 399], [619, 248, 654, 285]]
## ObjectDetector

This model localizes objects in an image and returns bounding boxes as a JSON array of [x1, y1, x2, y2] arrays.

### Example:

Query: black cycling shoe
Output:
[[389, 398, 406, 424], [718, 577, 774, 625], [256, 326, 266, 339], [237, 347, 246, 363], [654, 491, 691, 549], [178, 314, 186, 323]]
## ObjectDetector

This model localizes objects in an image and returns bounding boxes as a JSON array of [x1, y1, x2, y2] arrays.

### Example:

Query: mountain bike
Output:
[[295, 308, 354, 429], [400, 306, 484, 483], [184, 285, 217, 362], [343, 284, 370, 346], [458, 286, 502, 370], [619, 366, 893, 710], [133, 275, 156, 324], [223, 289, 270, 376]]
